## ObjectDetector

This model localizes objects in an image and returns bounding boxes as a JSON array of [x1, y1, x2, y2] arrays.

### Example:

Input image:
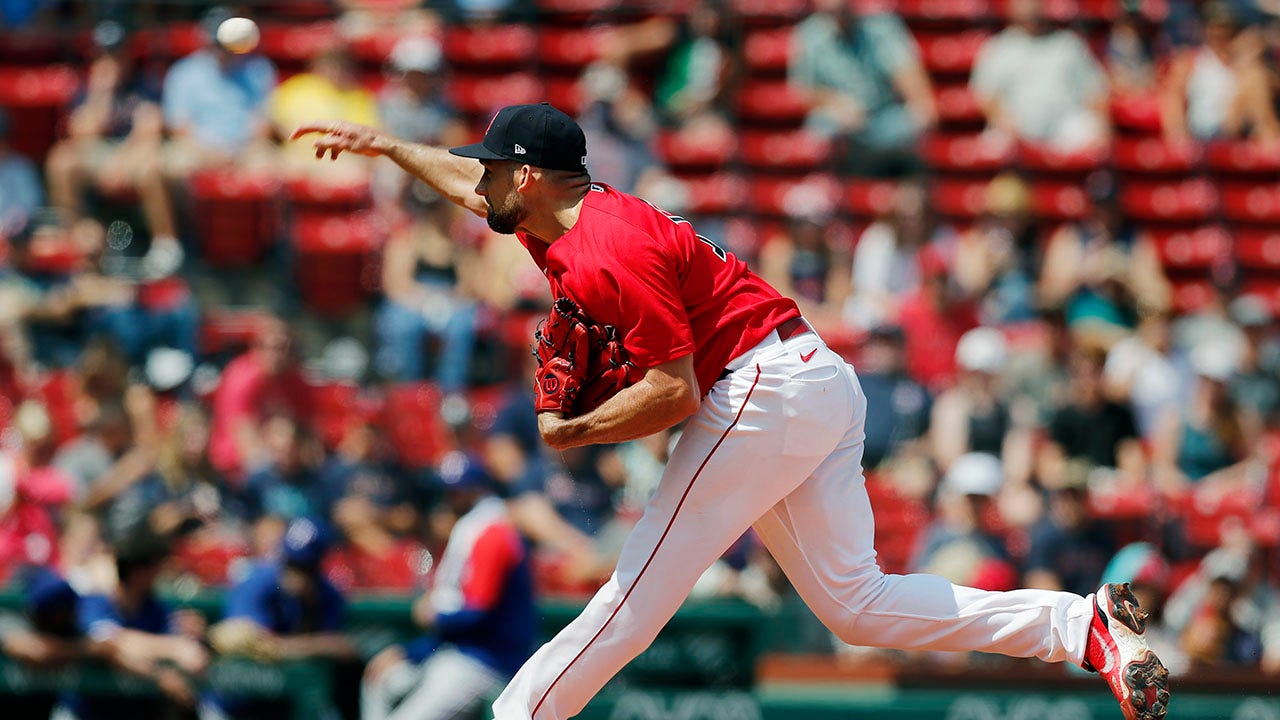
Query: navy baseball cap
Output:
[[281, 517, 332, 570], [438, 451, 491, 492], [450, 103, 587, 173], [24, 568, 79, 615]]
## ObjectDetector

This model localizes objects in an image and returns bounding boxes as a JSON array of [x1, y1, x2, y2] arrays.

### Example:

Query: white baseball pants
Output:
[[492, 326, 1096, 720], [362, 646, 504, 720]]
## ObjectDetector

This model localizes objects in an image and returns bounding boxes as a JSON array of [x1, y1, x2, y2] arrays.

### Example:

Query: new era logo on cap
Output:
[[449, 103, 587, 172]]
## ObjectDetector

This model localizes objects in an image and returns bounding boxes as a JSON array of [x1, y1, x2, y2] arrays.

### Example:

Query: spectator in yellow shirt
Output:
[[271, 46, 380, 183]]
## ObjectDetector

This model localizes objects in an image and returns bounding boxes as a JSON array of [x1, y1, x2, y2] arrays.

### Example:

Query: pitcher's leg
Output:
[[754, 368, 1093, 665], [493, 365, 850, 720]]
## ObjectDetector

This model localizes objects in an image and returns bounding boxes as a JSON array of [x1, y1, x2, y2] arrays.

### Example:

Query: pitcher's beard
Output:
[[486, 196, 526, 235]]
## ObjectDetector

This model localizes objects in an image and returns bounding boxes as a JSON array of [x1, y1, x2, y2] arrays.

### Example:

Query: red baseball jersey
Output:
[[516, 183, 800, 395]]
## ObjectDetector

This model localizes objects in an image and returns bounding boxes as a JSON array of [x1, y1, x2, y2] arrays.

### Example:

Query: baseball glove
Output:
[[533, 297, 636, 416]]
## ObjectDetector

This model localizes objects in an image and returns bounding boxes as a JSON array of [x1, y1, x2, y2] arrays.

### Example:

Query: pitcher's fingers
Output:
[[291, 122, 337, 141]]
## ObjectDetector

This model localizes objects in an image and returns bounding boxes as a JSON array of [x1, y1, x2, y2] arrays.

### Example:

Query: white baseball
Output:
[[216, 17, 260, 55]]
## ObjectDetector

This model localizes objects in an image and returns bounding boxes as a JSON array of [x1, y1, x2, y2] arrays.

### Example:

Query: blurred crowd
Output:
[[0, 0, 1277, 701]]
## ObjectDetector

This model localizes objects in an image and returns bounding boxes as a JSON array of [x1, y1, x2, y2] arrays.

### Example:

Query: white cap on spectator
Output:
[[1190, 341, 1238, 382], [1229, 294, 1273, 328], [943, 453, 1004, 497], [145, 348, 193, 392], [956, 327, 1008, 373], [390, 36, 443, 74]]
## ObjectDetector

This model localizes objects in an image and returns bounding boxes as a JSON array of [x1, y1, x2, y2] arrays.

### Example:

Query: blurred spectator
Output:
[[72, 532, 209, 718], [1166, 545, 1272, 668], [161, 9, 278, 177], [0, 569, 91, 719], [0, 107, 44, 241], [0, 443, 72, 586], [910, 453, 1008, 581], [1105, 7, 1159, 94], [375, 189, 481, 391], [758, 193, 852, 333], [242, 415, 326, 533], [271, 46, 380, 182], [897, 247, 979, 391], [1105, 305, 1187, 439], [211, 518, 356, 718], [1160, 1, 1280, 145], [1039, 172, 1170, 332], [1024, 479, 1116, 595], [208, 318, 314, 481], [654, 0, 739, 138], [52, 399, 134, 503], [375, 36, 466, 210], [1100, 543, 1186, 675], [846, 180, 951, 331], [578, 63, 667, 196], [45, 22, 184, 280], [955, 174, 1041, 324], [362, 453, 534, 720], [1039, 350, 1145, 488], [971, 0, 1109, 150], [857, 326, 932, 470], [789, 0, 934, 176], [1153, 341, 1251, 493], [931, 328, 1030, 481], [1227, 295, 1280, 432]]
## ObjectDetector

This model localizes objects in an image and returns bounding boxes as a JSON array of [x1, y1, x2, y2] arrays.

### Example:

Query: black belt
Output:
[[717, 317, 814, 382]]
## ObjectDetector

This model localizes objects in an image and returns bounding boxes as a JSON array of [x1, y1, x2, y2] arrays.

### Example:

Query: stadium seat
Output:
[[1206, 141, 1280, 176], [845, 180, 900, 219], [449, 73, 545, 117], [536, 0, 620, 21], [348, 29, 410, 66], [0, 29, 62, 64], [1235, 229, 1280, 271], [865, 478, 929, 575], [931, 178, 989, 220], [1221, 184, 1280, 224], [310, 381, 372, 449], [736, 80, 810, 126], [539, 27, 607, 70], [35, 370, 82, 448], [917, 31, 989, 76], [743, 28, 792, 75], [731, 0, 808, 25], [381, 382, 455, 468], [257, 21, 339, 64], [935, 85, 984, 128], [922, 133, 1014, 174], [1120, 178, 1217, 223], [188, 169, 282, 268], [1242, 278, 1280, 314], [164, 23, 207, 59], [750, 174, 841, 218], [291, 210, 386, 316], [284, 176, 373, 212], [674, 172, 749, 215], [1030, 181, 1090, 221], [656, 129, 738, 171], [0, 64, 79, 161], [897, 0, 991, 24], [740, 130, 831, 172], [545, 76, 585, 116], [1169, 277, 1216, 313], [199, 308, 275, 358], [1148, 226, 1231, 270], [1114, 137, 1201, 175], [1109, 93, 1162, 135], [445, 24, 539, 68], [1018, 142, 1107, 175]]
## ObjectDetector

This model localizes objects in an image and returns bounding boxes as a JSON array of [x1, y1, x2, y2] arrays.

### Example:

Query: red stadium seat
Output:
[[291, 211, 386, 316], [1148, 226, 1231, 270], [0, 64, 79, 160], [1235, 229, 1280, 271], [449, 73, 544, 117], [539, 28, 607, 70], [736, 80, 810, 126], [731, 0, 808, 25], [1242, 279, 1280, 314], [935, 85, 984, 127], [865, 478, 929, 575], [845, 180, 899, 218], [0, 30, 62, 64], [445, 25, 538, 68], [1031, 181, 1090, 221], [917, 31, 989, 75], [35, 369, 82, 447], [1221, 184, 1280, 224], [656, 129, 738, 170], [1170, 278, 1216, 313], [536, 0, 618, 20], [165, 23, 207, 58], [1018, 142, 1106, 175], [188, 169, 282, 268], [897, 0, 991, 23], [932, 178, 988, 220], [284, 176, 373, 212], [199, 308, 275, 358], [1206, 141, 1280, 176], [1109, 93, 1163, 135], [258, 22, 339, 64], [310, 381, 382, 449], [349, 29, 412, 65], [740, 130, 831, 172], [1120, 179, 1217, 223], [750, 174, 841, 217], [922, 133, 1014, 174], [744, 28, 792, 75], [1114, 137, 1201, 175], [382, 382, 455, 468], [545, 76, 585, 116], [676, 172, 749, 215]]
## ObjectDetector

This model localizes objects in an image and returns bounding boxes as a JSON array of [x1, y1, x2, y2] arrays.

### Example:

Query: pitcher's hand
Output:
[[291, 121, 389, 160]]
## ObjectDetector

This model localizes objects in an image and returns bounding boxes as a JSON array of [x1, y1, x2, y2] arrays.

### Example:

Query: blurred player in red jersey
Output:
[[294, 104, 1169, 720]]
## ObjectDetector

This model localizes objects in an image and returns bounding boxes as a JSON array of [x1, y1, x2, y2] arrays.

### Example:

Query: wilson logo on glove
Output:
[[532, 297, 636, 416]]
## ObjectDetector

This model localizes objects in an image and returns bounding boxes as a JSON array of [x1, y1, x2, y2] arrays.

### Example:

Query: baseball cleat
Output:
[[1083, 582, 1170, 720]]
